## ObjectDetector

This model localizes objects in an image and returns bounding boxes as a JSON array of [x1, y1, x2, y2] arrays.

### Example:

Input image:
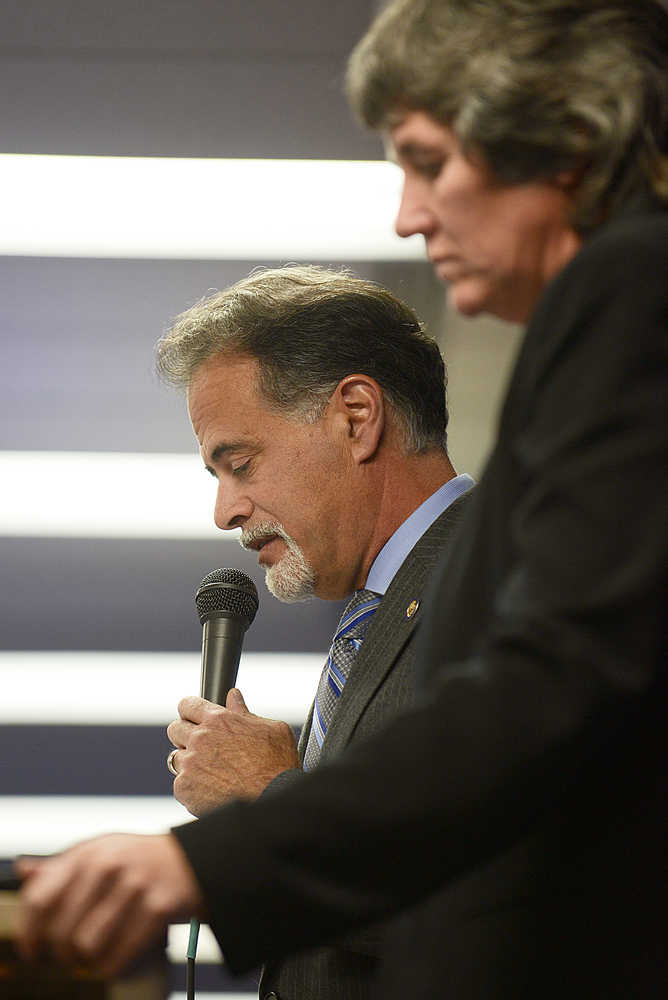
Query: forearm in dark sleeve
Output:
[[173, 229, 668, 973]]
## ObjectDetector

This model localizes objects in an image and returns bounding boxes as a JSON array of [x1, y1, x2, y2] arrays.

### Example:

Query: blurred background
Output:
[[0, 1, 522, 996]]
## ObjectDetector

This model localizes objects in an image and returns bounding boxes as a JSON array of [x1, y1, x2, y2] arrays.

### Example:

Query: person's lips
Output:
[[259, 535, 286, 564], [430, 256, 468, 281], [244, 533, 282, 564]]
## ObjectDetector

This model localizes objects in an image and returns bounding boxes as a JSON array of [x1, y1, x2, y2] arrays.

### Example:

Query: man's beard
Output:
[[240, 521, 316, 603]]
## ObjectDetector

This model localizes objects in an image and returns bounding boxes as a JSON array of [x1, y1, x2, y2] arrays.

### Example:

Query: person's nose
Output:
[[394, 175, 435, 240], [214, 481, 253, 531]]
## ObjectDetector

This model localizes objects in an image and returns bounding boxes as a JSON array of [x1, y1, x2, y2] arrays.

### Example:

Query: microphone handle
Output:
[[200, 613, 246, 704]]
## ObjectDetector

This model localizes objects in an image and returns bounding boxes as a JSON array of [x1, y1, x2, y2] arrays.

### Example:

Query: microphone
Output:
[[188, 569, 259, 998], [195, 567, 259, 705]]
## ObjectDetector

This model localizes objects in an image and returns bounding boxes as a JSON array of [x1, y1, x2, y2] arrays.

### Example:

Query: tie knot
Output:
[[334, 589, 382, 643]]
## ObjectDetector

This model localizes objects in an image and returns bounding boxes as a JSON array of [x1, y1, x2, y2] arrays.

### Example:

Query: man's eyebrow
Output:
[[203, 440, 240, 474]]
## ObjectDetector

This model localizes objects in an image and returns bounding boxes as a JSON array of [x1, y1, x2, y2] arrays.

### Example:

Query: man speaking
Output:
[[159, 263, 472, 998]]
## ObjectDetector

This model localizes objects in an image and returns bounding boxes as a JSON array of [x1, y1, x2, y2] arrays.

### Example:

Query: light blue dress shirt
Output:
[[365, 473, 474, 595]]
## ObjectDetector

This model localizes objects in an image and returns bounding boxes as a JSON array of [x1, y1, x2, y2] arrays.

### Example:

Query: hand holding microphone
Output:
[[166, 567, 300, 818]]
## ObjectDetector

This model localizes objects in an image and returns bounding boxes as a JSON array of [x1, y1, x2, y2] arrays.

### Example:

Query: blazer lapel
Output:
[[297, 702, 314, 761], [319, 491, 473, 763]]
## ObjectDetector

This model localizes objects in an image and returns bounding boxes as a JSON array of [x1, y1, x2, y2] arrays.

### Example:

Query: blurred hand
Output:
[[15, 832, 205, 977], [167, 688, 301, 816]]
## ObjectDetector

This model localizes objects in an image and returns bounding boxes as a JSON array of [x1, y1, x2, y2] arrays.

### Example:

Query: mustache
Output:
[[239, 521, 291, 550]]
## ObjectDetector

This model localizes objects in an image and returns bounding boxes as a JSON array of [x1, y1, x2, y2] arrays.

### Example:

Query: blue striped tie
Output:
[[303, 589, 381, 771]]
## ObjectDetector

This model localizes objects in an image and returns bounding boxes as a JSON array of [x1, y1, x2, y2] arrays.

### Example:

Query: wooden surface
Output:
[[0, 891, 168, 998]]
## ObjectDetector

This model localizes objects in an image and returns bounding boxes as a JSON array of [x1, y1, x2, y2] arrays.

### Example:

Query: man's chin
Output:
[[264, 564, 316, 604]]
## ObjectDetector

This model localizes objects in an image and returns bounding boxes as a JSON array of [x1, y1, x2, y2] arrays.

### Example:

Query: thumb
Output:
[[226, 688, 250, 714]]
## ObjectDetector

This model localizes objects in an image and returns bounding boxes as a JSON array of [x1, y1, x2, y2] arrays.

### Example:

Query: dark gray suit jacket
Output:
[[258, 489, 473, 1000]]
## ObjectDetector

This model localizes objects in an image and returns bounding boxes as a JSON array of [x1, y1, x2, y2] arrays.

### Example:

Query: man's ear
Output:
[[332, 374, 385, 464]]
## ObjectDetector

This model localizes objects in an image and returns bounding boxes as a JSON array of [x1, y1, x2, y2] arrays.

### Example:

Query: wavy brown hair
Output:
[[347, 0, 668, 232], [156, 265, 448, 454]]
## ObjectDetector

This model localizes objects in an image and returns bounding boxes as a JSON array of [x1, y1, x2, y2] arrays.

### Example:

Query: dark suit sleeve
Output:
[[261, 768, 304, 796], [172, 217, 668, 974]]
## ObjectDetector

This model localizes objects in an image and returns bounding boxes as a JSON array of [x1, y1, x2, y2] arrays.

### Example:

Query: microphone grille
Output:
[[195, 567, 259, 627]]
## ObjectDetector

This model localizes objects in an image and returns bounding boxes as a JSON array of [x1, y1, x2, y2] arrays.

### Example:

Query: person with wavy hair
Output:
[[347, 0, 668, 234]]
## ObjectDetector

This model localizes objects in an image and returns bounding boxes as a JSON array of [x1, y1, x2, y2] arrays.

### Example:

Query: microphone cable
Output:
[[186, 917, 200, 1000]]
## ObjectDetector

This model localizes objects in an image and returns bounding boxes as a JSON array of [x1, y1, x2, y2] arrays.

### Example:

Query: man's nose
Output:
[[214, 484, 253, 531]]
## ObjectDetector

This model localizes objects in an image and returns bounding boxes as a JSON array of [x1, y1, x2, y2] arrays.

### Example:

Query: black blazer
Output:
[[259, 492, 472, 1000], [174, 208, 668, 998]]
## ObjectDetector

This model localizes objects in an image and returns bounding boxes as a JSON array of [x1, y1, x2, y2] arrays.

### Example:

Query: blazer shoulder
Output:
[[543, 210, 668, 308]]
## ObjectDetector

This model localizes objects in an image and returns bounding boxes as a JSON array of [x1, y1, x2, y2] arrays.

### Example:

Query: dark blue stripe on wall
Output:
[[1, 725, 174, 796], [1, 725, 303, 797], [0, 537, 343, 653]]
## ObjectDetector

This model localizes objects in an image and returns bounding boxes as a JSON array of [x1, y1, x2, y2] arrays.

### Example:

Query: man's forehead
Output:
[[188, 353, 265, 414], [188, 357, 259, 442], [190, 350, 259, 389]]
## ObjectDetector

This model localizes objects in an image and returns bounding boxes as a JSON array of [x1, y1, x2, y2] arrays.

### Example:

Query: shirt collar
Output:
[[365, 473, 474, 595]]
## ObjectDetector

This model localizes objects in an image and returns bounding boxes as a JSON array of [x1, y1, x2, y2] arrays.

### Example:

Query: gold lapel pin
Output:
[[406, 599, 420, 620]]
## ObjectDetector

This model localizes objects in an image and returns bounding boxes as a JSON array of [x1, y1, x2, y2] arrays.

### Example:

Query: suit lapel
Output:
[[319, 490, 472, 763], [297, 702, 314, 761], [300, 599, 418, 765]]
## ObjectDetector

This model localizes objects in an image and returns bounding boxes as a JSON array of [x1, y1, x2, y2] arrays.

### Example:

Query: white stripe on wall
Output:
[[0, 451, 225, 539], [0, 651, 323, 726], [0, 154, 422, 261], [0, 796, 189, 856], [168, 923, 221, 965]]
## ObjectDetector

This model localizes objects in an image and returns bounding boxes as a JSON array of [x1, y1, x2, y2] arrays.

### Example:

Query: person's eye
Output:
[[417, 160, 444, 179], [232, 459, 251, 476]]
